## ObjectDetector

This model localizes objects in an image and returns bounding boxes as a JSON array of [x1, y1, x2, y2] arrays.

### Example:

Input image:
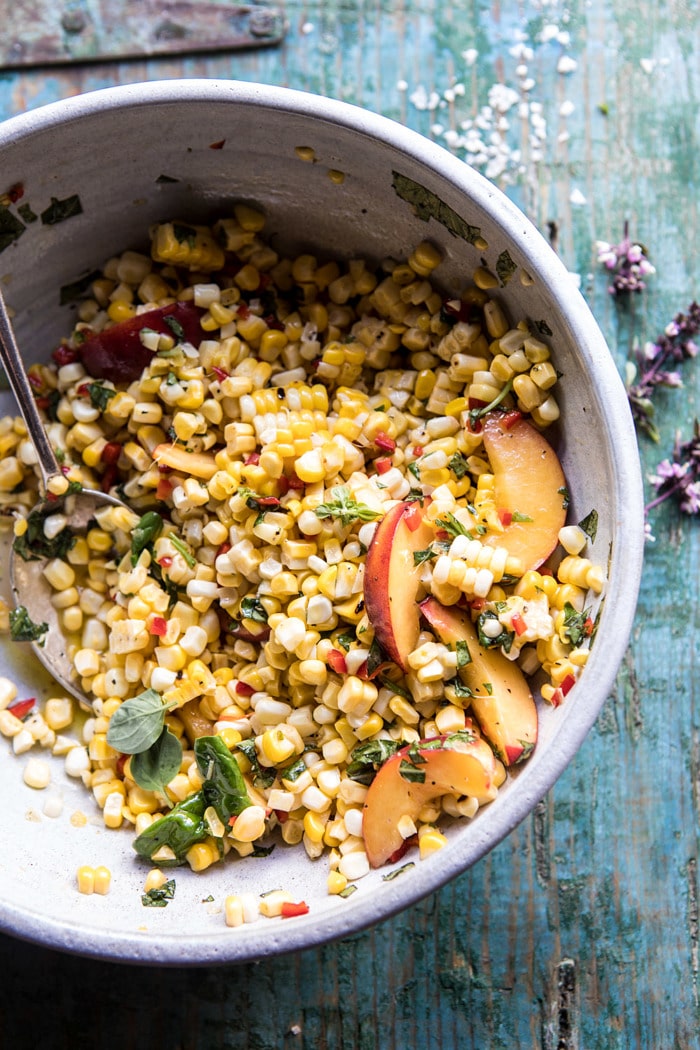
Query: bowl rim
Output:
[[0, 79, 646, 965]]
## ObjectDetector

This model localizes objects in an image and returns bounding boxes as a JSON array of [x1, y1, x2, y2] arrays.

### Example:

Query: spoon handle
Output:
[[0, 291, 62, 492]]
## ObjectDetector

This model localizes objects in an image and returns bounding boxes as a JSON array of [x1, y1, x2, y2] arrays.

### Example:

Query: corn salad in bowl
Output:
[[0, 81, 643, 963], [2, 203, 605, 897]]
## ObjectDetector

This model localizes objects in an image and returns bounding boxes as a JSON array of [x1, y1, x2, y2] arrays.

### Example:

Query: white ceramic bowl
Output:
[[0, 80, 644, 965]]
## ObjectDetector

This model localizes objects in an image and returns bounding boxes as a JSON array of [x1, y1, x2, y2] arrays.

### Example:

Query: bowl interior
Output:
[[0, 81, 644, 964]]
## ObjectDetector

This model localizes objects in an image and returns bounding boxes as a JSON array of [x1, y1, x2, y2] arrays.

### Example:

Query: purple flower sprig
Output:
[[646, 421, 700, 536], [596, 222, 655, 296], [626, 302, 700, 441]]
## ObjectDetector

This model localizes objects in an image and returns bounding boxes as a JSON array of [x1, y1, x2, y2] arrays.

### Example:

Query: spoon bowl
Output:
[[0, 291, 134, 710]]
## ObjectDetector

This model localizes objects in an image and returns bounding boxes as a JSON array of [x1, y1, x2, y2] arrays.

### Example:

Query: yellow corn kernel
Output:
[[218, 726, 242, 749], [261, 728, 296, 765], [355, 712, 384, 741], [418, 828, 449, 859], [151, 222, 225, 272], [303, 810, 327, 843], [107, 301, 136, 323], [408, 240, 443, 275], [144, 868, 168, 894], [327, 870, 349, 895], [76, 866, 97, 895], [186, 838, 221, 872]]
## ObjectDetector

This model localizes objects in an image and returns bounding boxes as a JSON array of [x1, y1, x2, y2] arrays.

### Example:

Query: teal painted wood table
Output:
[[0, 2, 698, 1046]]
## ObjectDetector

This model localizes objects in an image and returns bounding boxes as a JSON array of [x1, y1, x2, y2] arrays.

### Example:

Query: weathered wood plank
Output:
[[0, 1, 699, 1046]]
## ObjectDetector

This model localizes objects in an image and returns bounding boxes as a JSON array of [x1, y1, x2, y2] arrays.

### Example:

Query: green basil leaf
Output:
[[133, 792, 208, 865], [196, 735, 251, 823], [106, 688, 165, 754], [131, 511, 163, 566], [130, 727, 183, 795], [9, 606, 48, 643], [142, 879, 176, 907]]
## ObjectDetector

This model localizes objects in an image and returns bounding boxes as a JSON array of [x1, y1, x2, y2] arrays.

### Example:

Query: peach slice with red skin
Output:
[[481, 412, 567, 571], [420, 597, 537, 767], [362, 732, 497, 868], [364, 500, 434, 670]]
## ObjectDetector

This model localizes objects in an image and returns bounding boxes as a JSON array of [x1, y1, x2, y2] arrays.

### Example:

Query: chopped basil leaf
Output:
[[337, 631, 356, 651], [40, 194, 82, 226], [236, 738, 276, 789], [13, 507, 75, 562], [511, 510, 533, 523], [562, 602, 592, 647], [435, 513, 473, 539], [172, 222, 197, 246], [366, 637, 386, 677], [399, 758, 426, 784], [413, 547, 437, 566], [455, 639, 472, 668], [408, 461, 421, 479], [339, 884, 358, 898], [0, 206, 24, 253], [240, 596, 269, 624], [142, 879, 176, 907], [477, 610, 514, 653], [448, 451, 469, 478], [164, 314, 185, 341], [315, 486, 381, 528], [251, 844, 276, 858], [496, 249, 518, 286], [86, 382, 116, 411], [347, 739, 402, 785], [131, 510, 163, 566], [578, 508, 599, 543], [377, 674, 412, 701], [279, 756, 307, 782], [9, 606, 48, 643], [558, 486, 571, 510], [483, 682, 494, 695], [382, 862, 416, 881], [170, 535, 196, 568], [451, 678, 473, 699]]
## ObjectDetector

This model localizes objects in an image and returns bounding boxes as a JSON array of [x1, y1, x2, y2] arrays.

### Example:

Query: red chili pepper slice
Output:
[[244, 452, 260, 466], [52, 345, 79, 367], [560, 673, 576, 696], [281, 901, 309, 919], [256, 496, 281, 507], [157, 555, 173, 569], [511, 612, 526, 636], [374, 431, 396, 453], [148, 616, 168, 638], [403, 502, 424, 532], [501, 410, 523, 430], [237, 302, 251, 320], [235, 681, 256, 697], [156, 477, 173, 501], [101, 465, 118, 493], [8, 698, 35, 720], [327, 649, 348, 675], [375, 457, 392, 475], [498, 508, 513, 527], [212, 366, 230, 382]]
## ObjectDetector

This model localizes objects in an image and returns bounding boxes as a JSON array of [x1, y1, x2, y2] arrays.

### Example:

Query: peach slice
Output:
[[482, 413, 567, 571], [364, 501, 435, 670], [362, 732, 497, 868], [420, 597, 537, 767]]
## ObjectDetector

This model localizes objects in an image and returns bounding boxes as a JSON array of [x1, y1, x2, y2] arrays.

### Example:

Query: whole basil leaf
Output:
[[132, 791, 208, 865], [195, 735, 251, 823], [106, 688, 165, 754], [130, 727, 183, 795]]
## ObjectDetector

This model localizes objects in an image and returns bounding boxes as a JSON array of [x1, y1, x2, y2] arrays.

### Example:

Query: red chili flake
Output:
[[157, 555, 173, 569], [501, 410, 522, 430], [583, 617, 594, 636], [116, 753, 128, 777], [550, 687, 564, 708], [46, 492, 59, 502], [560, 673, 576, 696], [77, 382, 91, 396], [277, 475, 290, 495], [209, 139, 226, 150], [235, 681, 256, 697], [375, 457, 392, 475], [52, 345, 78, 367], [281, 901, 309, 919], [7, 183, 24, 203], [256, 496, 281, 508], [435, 529, 449, 541], [412, 445, 424, 458], [101, 441, 122, 466], [327, 649, 348, 675], [35, 396, 50, 410], [287, 473, 305, 490], [274, 809, 289, 824], [228, 815, 237, 826], [8, 698, 35, 720], [27, 372, 43, 390], [216, 541, 232, 558], [212, 366, 230, 382], [498, 508, 513, 527], [244, 452, 260, 466], [403, 502, 424, 532], [469, 597, 486, 612], [148, 616, 168, 638], [374, 431, 396, 453], [237, 302, 251, 320], [387, 839, 414, 865], [511, 612, 526, 636], [468, 397, 487, 410]]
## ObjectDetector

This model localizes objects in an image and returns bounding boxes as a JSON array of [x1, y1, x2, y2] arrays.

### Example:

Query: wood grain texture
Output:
[[1, 1, 699, 1046]]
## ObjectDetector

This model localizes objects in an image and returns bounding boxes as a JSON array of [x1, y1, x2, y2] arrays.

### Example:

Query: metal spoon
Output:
[[0, 290, 131, 710]]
